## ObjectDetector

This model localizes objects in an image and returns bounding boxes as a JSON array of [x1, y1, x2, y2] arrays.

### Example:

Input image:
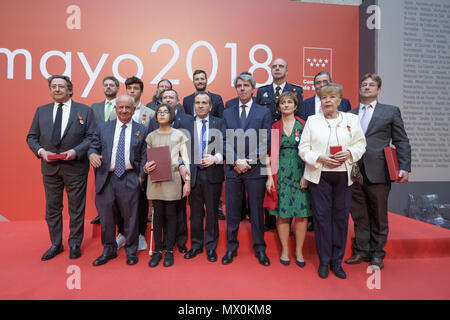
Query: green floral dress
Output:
[[269, 120, 312, 218]]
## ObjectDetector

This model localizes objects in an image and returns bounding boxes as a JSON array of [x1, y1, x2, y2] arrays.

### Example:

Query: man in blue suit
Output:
[[88, 95, 149, 266], [256, 58, 303, 123], [148, 89, 195, 254], [222, 73, 272, 266], [183, 70, 225, 118], [300, 71, 352, 121]]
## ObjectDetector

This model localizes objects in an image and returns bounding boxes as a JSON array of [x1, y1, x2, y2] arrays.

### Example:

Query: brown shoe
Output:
[[344, 254, 370, 264], [370, 257, 384, 270]]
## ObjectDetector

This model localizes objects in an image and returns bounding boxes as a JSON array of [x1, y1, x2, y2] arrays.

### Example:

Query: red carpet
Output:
[[0, 213, 449, 300]]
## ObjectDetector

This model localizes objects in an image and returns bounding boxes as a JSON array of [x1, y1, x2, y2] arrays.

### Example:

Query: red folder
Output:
[[146, 146, 173, 182], [47, 154, 66, 160], [330, 145, 342, 155], [384, 146, 400, 181]]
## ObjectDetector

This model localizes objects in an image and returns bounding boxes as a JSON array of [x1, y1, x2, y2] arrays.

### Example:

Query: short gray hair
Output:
[[233, 72, 256, 88]]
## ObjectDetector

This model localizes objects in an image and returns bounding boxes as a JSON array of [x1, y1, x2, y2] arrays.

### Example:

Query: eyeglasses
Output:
[[157, 111, 170, 115]]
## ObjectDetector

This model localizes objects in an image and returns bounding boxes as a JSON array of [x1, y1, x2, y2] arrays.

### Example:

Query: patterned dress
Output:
[[269, 120, 312, 218]]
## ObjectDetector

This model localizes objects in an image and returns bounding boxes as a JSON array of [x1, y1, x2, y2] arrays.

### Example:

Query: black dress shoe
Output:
[[331, 265, 347, 279], [178, 245, 187, 254], [163, 251, 174, 267], [184, 248, 203, 259], [318, 264, 329, 278], [69, 245, 81, 259], [221, 250, 237, 265], [256, 251, 270, 266], [93, 253, 117, 266], [218, 212, 226, 220], [90, 216, 100, 224], [41, 245, 64, 261], [344, 254, 370, 264], [207, 250, 217, 262], [126, 255, 139, 265], [149, 252, 162, 267], [370, 257, 384, 270]]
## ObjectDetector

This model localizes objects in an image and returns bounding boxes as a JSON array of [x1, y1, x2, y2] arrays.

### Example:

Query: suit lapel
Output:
[[232, 105, 241, 128], [365, 104, 383, 136]]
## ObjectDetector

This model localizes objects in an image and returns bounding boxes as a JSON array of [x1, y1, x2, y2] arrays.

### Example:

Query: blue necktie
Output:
[[114, 124, 126, 177], [198, 119, 207, 169], [240, 105, 247, 128]]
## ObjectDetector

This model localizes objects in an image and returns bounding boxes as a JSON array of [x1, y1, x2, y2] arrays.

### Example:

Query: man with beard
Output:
[[183, 70, 225, 118], [146, 78, 172, 111]]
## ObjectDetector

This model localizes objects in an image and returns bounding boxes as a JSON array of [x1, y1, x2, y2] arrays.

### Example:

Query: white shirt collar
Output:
[[196, 115, 209, 122], [273, 82, 286, 93], [105, 98, 116, 105], [239, 99, 253, 108], [54, 99, 72, 108], [359, 100, 377, 109]]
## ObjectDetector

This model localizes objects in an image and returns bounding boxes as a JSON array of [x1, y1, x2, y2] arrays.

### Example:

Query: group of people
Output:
[[27, 57, 411, 279]]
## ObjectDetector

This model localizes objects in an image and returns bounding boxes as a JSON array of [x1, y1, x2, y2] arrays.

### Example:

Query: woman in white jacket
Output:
[[298, 83, 366, 279]]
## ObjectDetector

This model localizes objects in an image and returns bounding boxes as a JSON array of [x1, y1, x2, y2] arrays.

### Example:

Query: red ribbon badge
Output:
[[78, 114, 84, 125], [347, 125, 351, 132], [142, 114, 147, 124], [295, 129, 300, 142]]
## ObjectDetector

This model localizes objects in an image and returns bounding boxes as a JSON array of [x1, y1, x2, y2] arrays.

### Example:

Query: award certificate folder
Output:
[[47, 154, 66, 160], [330, 145, 342, 155], [384, 146, 400, 181], [146, 146, 173, 182]]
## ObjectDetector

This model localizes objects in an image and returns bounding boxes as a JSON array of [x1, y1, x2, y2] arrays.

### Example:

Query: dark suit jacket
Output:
[[351, 103, 411, 183], [300, 95, 352, 121], [256, 82, 303, 123], [190, 115, 225, 188], [225, 97, 256, 109], [183, 92, 225, 118], [222, 100, 272, 179], [27, 101, 95, 176], [88, 120, 149, 194]]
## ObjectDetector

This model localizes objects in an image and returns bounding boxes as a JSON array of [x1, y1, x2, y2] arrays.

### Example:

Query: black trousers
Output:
[[189, 169, 221, 251], [176, 183, 188, 248], [350, 167, 391, 259], [117, 177, 148, 236], [153, 200, 178, 252], [95, 172, 139, 257], [309, 171, 352, 267], [43, 170, 88, 247]]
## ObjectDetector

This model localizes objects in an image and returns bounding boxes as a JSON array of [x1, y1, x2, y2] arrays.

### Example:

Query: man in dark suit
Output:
[[27, 75, 95, 261], [345, 73, 411, 270], [256, 59, 303, 231], [148, 89, 195, 254], [256, 58, 303, 123], [300, 71, 352, 121], [146, 78, 172, 111], [184, 92, 225, 262], [88, 95, 149, 266], [90, 76, 120, 225], [222, 73, 272, 266], [183, 70, 225, 118]]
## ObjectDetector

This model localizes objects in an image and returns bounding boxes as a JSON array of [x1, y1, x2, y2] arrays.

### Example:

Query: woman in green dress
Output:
[[265, 92, 312, 267]]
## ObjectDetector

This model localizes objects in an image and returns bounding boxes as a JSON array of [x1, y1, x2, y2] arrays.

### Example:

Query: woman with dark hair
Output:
[[265, 91, 312, 268], [144, 104, 190, 268]]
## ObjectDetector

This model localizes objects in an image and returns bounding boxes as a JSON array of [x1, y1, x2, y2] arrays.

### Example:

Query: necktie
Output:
[[360, 105, 370, 134], [105, 101, 112, 121], [51, 103, 63, 147], [114, 124, 127, 177], [198, 119, 207, 169], [275, 86, 281, 97], [240, 105, 247, 128]]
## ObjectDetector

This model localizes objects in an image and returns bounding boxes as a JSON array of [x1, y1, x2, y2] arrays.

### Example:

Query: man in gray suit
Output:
[[91, 76, 120, 127], [345, 73, 411, 269], [90, 76, 120, 225], [27, 75, 95, 261]]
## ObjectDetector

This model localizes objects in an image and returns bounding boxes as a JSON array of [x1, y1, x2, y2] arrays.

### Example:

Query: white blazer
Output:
[[298, 112, 366, 186]]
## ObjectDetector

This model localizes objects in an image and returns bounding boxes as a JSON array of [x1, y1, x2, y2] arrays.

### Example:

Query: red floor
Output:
[[0, 213, 449, 300]]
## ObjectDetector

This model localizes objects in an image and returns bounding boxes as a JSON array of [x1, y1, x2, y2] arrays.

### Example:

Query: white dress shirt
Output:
[[110, 119, 133, 171], [358, 100, 377, 124], [239, 99, 253, 117], [195, 115, 223, 164], [132, 102, 143, 123], [53, 99, 72, 139], [314, 94, 322, 115], [273, 82, 286, 95]]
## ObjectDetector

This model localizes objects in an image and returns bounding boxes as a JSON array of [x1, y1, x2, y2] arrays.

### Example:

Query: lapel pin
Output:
[[135, 130, 140, 138], [142, 114, 147, 124], [263, 92, 269, 98], [78, 114, 84, 125]]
